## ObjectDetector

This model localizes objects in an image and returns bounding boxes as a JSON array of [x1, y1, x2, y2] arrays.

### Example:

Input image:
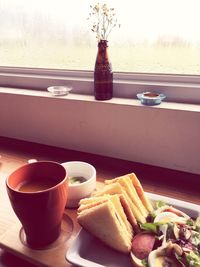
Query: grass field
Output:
[[1, 42, 200, 75]]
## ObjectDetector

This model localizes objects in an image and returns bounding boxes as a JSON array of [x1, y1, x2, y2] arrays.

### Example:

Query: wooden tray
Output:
[[0, 179, 103, 267], [0, 212, 74, 267]]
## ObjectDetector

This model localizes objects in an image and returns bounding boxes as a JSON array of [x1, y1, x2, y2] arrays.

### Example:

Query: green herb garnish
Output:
[[156, 200, 166, 209], [69, 176, 87, 184], [141, 259, 148, 267]]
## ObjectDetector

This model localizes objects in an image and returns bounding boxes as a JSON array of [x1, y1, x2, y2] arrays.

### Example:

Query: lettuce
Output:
[[186, 219, 194, 227], [156, 200, 166, 209], [190, 231, 200, 247], [140, 222, 162, 234], [186, 251, 200, 267], [141, 259, 148, 267], [194, 216, 200, 233]]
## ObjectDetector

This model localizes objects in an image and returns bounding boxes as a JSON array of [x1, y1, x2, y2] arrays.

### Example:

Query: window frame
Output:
[[0, 66, 200, 104]]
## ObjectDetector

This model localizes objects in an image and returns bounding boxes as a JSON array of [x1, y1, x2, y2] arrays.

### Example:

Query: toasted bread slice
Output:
[[78, 195, 109, 212], [77, 201, 132, 253], [128, 173, 154, 213], [78, 194, 133, 236], [107, 194, 133, 235], [93, 182, 146, 224], [79, 195, 112, 206], [109, 175, 148, 218], [105, 173, 154, 214]]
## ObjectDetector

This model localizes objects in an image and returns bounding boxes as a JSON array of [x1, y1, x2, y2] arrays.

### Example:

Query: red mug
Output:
[[6, 161, 68, 249]]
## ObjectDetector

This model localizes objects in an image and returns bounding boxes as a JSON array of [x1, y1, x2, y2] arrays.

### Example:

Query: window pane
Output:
[[1, 0, 200, 74]]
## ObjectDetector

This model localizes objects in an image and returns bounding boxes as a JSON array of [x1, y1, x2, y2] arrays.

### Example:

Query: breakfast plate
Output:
[[66, 192, 200, 267]]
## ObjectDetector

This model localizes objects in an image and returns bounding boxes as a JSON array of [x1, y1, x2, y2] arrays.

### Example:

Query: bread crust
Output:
[[78, 201, 132, 253]]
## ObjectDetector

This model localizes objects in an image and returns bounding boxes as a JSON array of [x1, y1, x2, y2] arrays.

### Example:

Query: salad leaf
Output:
[[186, 219, 194, 227], [156, 200, 166, 209], [190, 231, 200, 247], [140, 222, 162, 234], [186, 251, 200, 266], [141, 259, 148, 267], [194, 217, 200, 233]]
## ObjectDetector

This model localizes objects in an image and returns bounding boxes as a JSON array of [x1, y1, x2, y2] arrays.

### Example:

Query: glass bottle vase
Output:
[[94, 40, 113, 100]]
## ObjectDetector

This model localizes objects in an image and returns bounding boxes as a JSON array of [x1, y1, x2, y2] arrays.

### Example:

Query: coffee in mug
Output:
[[6, 161, 68, 249]]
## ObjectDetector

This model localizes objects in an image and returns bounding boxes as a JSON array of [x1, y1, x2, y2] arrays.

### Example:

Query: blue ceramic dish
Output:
[[137, 92, 166, 106]]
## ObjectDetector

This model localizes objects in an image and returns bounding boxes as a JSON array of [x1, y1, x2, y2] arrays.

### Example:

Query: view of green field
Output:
[[1, 42, 200, 75]]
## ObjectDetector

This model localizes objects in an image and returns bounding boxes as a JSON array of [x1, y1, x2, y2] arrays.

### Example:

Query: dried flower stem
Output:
[[88, 3, 120, 41]]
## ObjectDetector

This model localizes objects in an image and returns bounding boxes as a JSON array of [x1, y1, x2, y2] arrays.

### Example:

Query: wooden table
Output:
[[0, 137, 199, 267]]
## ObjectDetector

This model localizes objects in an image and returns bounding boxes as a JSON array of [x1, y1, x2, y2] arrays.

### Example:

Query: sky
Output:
[[1, 0, 200, 43]]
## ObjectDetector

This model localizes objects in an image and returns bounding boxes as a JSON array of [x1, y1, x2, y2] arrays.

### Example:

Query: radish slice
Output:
[[131, 232, 156, 260]]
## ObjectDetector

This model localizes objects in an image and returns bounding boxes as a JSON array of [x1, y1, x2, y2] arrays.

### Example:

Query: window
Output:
[[1, 0, 200, 75], [0, 0, 200, 105]]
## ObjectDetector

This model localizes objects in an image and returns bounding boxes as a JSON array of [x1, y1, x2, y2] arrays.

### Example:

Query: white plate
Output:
[[66, 192, 200, 267]]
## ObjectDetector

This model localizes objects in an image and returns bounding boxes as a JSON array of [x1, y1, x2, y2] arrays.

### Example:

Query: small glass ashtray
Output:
[[137, 92, 166, 106], [47, 86, 72, 96]]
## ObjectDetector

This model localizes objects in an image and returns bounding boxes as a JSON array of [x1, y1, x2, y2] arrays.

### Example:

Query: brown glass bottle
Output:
[[94, 40, 113, 100]]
